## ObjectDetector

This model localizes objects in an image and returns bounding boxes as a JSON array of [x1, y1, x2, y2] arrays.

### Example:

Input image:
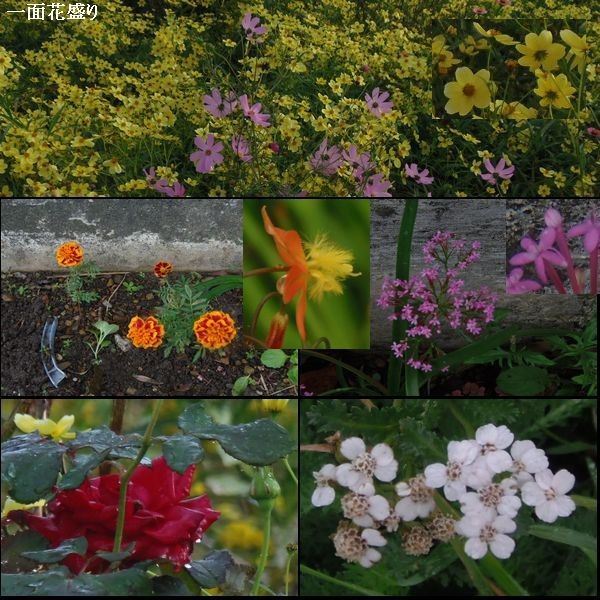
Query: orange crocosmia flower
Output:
[[261, 206, 310, 342], [154, 261, 173, 278], [127, 316, 165, 349], [193, 310, 237, 350], [56, 241, 84, 268]]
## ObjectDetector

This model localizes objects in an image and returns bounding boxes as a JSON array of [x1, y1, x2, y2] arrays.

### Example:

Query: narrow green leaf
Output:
[[528, 524, 597, 566], [22, 537, 87, 563], [571, 495, 597, 511]]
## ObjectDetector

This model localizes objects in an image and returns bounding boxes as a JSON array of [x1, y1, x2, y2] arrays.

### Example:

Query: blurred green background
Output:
[[243, 199, 370, 348], [1, 399, 298, 595]]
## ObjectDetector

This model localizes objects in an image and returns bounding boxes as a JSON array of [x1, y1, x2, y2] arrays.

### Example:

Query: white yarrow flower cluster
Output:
[[309, 426, 576, 568]]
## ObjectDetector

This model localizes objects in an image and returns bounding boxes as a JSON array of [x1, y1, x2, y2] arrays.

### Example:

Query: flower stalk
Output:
[[112, 399, 163, 553]]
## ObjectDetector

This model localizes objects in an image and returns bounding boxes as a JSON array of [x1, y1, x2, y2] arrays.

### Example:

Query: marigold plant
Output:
[[55, 241, 84, 268], [126, 315, 166, 349], [193, 310, 237, 350]]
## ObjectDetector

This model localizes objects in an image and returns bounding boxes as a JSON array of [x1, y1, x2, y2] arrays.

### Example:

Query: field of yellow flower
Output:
[[0, 0, 597, 197]]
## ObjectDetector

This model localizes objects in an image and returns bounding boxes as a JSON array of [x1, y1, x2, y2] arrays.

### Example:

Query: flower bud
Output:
[[265, 310, 289, 348], [250, 467, 281, 501], [544, 208, 562, 228], [269, 142, 280, 153]]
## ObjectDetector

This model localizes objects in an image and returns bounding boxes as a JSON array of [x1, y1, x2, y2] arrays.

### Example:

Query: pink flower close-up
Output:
[[190, 134, 224, 173], [310, 138, 343, 176], [365, 88, 393, 117], [405, 163, 434, 185], [363, 173, 392, 197], [231, 135, 252, 162], [567, 213, 600, 253], [162, 181, 186, 197], [239, 94, 271, 127], [480, 158, 515, 185], [242, 12, 267, 41], [506, 268, 542, 294], [509, 228, 567, 284], [202, 88, 237, 118], [342, 145, 374, 181]]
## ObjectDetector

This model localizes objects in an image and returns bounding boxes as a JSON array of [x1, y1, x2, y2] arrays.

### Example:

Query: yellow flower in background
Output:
[[444, 67, 491, 116], [473, 23, 517, 45], [491, 100, 537, 120], [218, 521, 264, 551], [516, 31, 565, 72], [432, 35, 461, 75], [261, 399, 290, 413], [14, 414, 76, 441], [1, 496, 46, 518], [458, 35, 489, 56], [534, 73, 576, 109], [560, 29, 590, 71]]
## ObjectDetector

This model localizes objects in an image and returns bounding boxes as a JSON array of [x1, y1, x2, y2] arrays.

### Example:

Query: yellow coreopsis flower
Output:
[[491, 100, 538, 120], [261, 399, 290, 413], [432, 35, 461, 74], [1, 496, 47, 518], [534, 73, 576, 109], [560, 29, 590, 71], [14, 413, 76, 441], [516, 31, 565, 72], [473, 23, 517, 45], [443, 67, 491, 116], [458, 35, 488, 56]]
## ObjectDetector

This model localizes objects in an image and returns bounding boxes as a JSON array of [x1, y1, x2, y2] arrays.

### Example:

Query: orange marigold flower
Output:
[[154, 261, 173, 278], [127, 316, 165, 349], [56, 241, 84, 268], [193, 311, 237, 350]]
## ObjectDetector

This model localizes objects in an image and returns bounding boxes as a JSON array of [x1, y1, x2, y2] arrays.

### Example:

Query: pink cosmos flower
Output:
[[190, 134, 224, 173], [310, 138, 343, 176], [364, 173, 392, 197], [405, 163, 434, 185], [472, 6, 488, 14], [342, 145, 374, 180], [496, 0, 511, 6], [242, 13, 267, 41], [239, 94, 271, 127], [365, 88, 393, 117], [231, 135, 252, 162], [567, 213, 600, 253], [203, 88, 237, 118], [269, 142, 280, 153], [162, 181, 186, 197], [480, 158, 515, 185], [506, 268, 542, 294], [509, 229, 567, 283], [587, 127, 600, 138]]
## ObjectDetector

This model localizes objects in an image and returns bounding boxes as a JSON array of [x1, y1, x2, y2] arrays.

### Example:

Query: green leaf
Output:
[[94, 320, 119, 336], [260, 349, 288, 368], [69, 426, 141, 459], [232, 375, 251, 396], [58, 450, 110, 490], [162, 435, 204, 474], [185, 550, 235, 588], [1, 433, 66, 503], [528, 524, 597, 566], [22, 537, 87, 563], [179, 403, 295, 465], [287, 365, 298, 385], [1, 566, 152, 596], [95, 542, 136, 563], [496, 366, 549, 396], [1, 530, 49, 574], [152, 576, 192, 596]]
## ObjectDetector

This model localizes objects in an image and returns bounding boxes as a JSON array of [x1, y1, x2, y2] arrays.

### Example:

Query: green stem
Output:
[[284, 548, 297, 596], [571, 494, 597, 511], [448, 401, 475, 438], [112, 399, 163, 553], [251, 501, 274, 596], [282, 456, 298, 486], [388, 198, 419, 394], [299, 564, 382, 596]]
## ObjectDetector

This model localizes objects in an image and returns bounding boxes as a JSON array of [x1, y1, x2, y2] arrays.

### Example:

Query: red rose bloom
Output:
[[20, 456, 219, 574]]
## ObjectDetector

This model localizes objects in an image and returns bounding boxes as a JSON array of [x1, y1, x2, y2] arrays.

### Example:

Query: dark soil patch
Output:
[[1, 272, 293, 397], [299, 348, 588, 397]]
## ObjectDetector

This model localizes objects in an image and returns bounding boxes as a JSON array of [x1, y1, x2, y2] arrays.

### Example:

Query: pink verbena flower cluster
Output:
[[507, 208, 599, 295], [378, 232, 497, 372], [309, 140, 392, 196]]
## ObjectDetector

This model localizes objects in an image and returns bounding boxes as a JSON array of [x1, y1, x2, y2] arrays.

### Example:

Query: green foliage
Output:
[[185, 550, 235, 588], [85, 320, 119, 364], [178, 402, 295, 465], [122, 281, 144, 294], [1, 433, 66, 503], [64, 262, 100, 304], [261, 349, 288, 368], [68, 425, 141, 459], [22, 536, 88, 564], [496, 365, 550, 396], [162, 434, 204, 474]]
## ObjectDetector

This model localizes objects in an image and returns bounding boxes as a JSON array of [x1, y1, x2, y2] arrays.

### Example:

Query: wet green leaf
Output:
[[162, 435, 204, 474], [22, 536, 87, 563], [186, 550, 235, 588]]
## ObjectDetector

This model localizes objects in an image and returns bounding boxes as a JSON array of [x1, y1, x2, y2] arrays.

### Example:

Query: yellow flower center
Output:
[[545, 90, 558, 100], [462, 84, 476, 97], [534, 49, 548, 61]]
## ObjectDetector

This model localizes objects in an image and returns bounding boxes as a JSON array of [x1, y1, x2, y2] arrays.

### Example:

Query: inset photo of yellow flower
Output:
[[432, 19, 596, 119], [243, 199, 370, 349]]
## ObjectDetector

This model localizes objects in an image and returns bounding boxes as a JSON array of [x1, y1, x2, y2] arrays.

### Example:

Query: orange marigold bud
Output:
[[193, 310, 237, 350], [265, 310, 288, 348], [56, 241, 84, 268], [154, 261, 173, 278], [127, 316, 165, 349]]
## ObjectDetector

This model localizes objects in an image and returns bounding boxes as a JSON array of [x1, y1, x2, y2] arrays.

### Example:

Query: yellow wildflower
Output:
[[491, 100, 537, 120], [516, 31, 565, 72], [432, 35, 460, 75], [218, 521, 264, 551], [559, 29, 590, 71], [2, 496, 46, 518], [102, 157, 123, 174], [537, 184, 551, 197], [473, 23, 517, 45], [534, 73, 576, 109], [14, 413, 76, 441], [260, 399, 290, 413], [443, 67, 491, 116], [458, 35, 488, 56]]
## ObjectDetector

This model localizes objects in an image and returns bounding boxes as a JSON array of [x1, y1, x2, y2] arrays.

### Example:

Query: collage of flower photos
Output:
[[0, 0, 598, 597]]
